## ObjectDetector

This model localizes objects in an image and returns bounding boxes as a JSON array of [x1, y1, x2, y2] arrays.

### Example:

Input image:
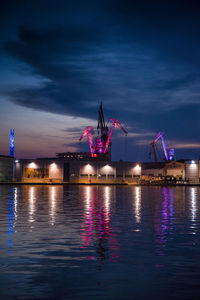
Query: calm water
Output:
[[0, 185, 200, 300]]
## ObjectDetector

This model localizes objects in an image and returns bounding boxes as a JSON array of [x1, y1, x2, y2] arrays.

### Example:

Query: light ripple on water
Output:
[[0, 185, 200, 300]]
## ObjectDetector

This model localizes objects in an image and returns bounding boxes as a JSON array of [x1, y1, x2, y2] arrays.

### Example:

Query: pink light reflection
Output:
[[80, 186, 120, 263], [154, 187, 174, 261]]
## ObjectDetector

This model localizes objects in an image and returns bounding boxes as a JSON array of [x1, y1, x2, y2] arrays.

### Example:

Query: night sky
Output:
[[0, 0, 200, 161]]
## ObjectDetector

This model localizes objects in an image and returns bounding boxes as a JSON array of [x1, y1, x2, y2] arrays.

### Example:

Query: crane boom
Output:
[[160, 135, 168, 161], [151, 131, 168, 160], [79, 127, 95, 157], [103, 118, 127, 154], [149, 130, 174, 162]]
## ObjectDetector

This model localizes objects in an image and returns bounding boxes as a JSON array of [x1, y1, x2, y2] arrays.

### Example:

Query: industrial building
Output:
[[0, 155, 14, 182], [5, 157, 197, 184], [141, 160, 200, 184], [14, 158, 141, 184], [0, 155, 199, 184], [185, 160, 199, 184]]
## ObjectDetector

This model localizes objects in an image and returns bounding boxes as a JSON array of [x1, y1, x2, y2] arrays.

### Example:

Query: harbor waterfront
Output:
[[0, 185, 200, 300], [1, 155, 200, 185], [0, 105, 199, 186], [1, 2, 200, 299]]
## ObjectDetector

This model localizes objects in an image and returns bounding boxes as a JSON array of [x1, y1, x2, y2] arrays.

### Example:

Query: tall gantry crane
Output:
[[149, 131, 175, 162], [79, 102, 127, 158]]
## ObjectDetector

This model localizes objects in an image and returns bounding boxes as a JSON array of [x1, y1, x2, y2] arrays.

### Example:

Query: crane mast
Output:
[[149, 143, 158, 162]]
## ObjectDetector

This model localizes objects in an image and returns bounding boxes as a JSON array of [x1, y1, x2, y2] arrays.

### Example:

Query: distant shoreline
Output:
[[0, 182, 200, 187]]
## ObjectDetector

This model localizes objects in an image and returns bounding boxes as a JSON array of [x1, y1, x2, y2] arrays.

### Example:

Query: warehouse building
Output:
[[14, 158, 141, 184], [185, 160, 199, 184], [165, 161, 185, 180], [141, 162, 166, 178], [1, 155, 199, 184], [0, 155, 14, 182]]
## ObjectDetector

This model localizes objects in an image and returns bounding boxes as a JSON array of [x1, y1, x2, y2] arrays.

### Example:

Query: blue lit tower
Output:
[[10, 129, 15, 157]]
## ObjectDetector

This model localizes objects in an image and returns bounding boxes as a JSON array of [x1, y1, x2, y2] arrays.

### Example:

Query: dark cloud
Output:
[[62, 127, 87, 134]]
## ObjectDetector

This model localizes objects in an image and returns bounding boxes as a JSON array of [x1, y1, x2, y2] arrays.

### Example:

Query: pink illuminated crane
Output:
[[149, 131, 175, 162], [103, 118, 127, 154], [79, 127, 95, 157], [79, 103, 127, 158]]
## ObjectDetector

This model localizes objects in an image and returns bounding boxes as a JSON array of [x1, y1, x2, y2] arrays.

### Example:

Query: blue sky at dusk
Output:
[[0, 0, 200, 160]]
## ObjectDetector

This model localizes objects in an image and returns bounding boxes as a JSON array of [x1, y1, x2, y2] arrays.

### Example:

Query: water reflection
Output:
[[154, 187, 174, 258], [161, 187, 168, 240], [8, 188, 14, 253], [190, 187, 198, 234], [81, 186, 119, 266], [49, 186, 56, 225], [81, 186, 93, 248], [133, 186, 141, 223], [104, 186, 110, 218], [14, 187, 18, 225], [7, 188, 18, 253], [169, 188, 174, 232], [29, 186, 35, 230], [2, 185, 200, 300]]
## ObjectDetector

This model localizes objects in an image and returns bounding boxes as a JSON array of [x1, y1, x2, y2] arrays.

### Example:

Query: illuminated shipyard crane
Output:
[[79, 127, 95, 156], [103, 118, 127, 154], [149, 131, 175, 162], [79, 102, 127, 158]]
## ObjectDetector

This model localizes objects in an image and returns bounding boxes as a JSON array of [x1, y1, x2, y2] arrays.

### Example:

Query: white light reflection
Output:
[[104, 186, 111, 223], [191, 187, 197, 232], [81, 186, 93, 248], [49, 186, 56, 225], [85, 186, 91, 214], [14, 187, 18, 226], [29, 187, 35, 228], [134, 186, 141, 223]]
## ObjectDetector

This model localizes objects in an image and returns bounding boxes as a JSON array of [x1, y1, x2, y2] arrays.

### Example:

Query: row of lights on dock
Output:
[[21, 161, 198, 167], [23, 162, 141, 175]]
